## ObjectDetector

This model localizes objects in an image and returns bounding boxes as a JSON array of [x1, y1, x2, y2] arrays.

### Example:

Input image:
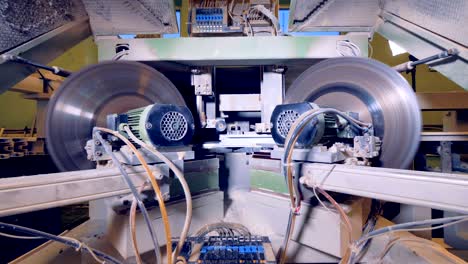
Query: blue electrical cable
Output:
[[358, 215, 468, 244], [0, 222, 122, 264]]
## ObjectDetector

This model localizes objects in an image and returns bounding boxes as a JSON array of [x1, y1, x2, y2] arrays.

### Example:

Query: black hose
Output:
[[2, 54, 72, 77]]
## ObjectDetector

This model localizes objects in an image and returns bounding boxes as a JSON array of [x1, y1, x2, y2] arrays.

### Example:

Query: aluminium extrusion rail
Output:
[[0, 158, 219, 217], [300, 163, 468, 214]]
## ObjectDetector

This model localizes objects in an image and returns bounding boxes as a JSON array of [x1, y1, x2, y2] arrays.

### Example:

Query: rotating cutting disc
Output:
[[46, 61, 186, 171], [285, 57, 421, 169]]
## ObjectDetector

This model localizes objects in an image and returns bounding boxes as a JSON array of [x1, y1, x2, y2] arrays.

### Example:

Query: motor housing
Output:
[[107, 104, 195, 148], [271, 102, 358, 148]]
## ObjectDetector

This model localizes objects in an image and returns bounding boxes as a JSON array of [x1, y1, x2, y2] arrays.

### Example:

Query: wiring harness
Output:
[[278, 108, 370, 264], [277, 106, 468, 264], [0, 222, 122, 264]]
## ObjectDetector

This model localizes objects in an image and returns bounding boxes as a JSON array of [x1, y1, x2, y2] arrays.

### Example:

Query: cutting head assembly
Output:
[[285, 57, 421, 168], [46, 57, 421, 171], [46, 61, 186, 171]]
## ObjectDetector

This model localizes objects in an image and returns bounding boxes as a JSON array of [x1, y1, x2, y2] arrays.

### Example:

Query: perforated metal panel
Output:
[[289, 0, 380, 32], [383, 0, 468, 46], [0, 0, 87, 53], [160, 111, 188, 141], [81, 0, 178, 36]]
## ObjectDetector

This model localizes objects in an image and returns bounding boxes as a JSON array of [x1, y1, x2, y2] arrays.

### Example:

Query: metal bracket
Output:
[[353, 134, 381, 158], [191, 69, 213, 96], [257, 68, 285, 133], [271, 145, 347, 164], [85, 138, 195, 166], [439, 141, 453, 173]]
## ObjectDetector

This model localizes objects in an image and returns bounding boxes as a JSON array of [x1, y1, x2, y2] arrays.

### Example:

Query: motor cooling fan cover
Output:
[[46, 61, 186, 171], [285, 57, 421, 169]]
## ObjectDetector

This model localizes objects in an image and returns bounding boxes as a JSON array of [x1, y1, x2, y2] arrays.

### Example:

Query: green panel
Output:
[[170, 171, 219, 197], [97, 34, 368, 64], [250, 169, 288, 194]]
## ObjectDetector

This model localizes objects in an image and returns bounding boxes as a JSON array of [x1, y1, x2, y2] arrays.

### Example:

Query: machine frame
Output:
[[0, 2, 467, 263]]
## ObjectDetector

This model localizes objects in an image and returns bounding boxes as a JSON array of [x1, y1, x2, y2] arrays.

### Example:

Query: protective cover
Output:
[[81, 0, 179, 36], [383, 0, 467, 46], [0, 0, 87, 53], [288, 0, 380, 32], [289, 0, 468, 45]]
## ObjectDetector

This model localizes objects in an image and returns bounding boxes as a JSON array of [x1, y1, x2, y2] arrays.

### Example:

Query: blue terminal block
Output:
[[195, 8, 224, 24], [191, 7, 234, 34], [184, 236, 276, 263]]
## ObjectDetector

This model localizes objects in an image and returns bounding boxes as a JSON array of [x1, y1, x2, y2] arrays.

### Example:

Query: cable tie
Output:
[[67, 237, 105, 264], [294, 207, 301, 214], [349, 242, 359, 253], [72, 239, 83, 252], [291, 205, 301, 215]]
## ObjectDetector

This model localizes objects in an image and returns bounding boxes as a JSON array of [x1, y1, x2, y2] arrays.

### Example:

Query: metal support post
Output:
[[257, 67, 285, 133]]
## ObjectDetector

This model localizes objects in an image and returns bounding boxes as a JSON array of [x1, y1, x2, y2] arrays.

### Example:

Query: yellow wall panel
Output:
[[0, 37, 97, 129]]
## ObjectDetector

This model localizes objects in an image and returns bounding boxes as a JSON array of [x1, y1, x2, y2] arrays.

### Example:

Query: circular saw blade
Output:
[[46, 61, 186, 171], [285, 57, 421, 169]]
